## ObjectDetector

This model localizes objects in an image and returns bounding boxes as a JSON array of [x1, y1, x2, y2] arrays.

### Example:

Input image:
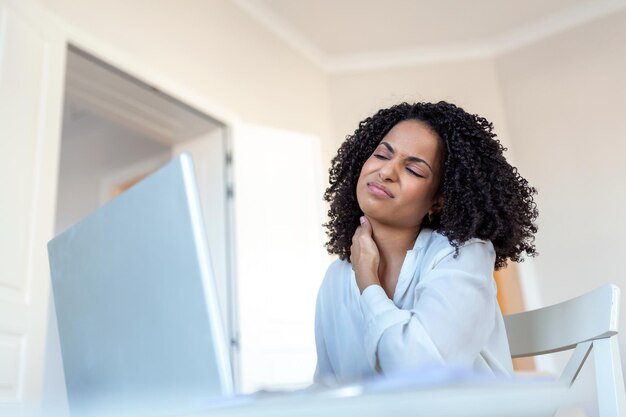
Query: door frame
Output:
[[46, 7, 244, 391]]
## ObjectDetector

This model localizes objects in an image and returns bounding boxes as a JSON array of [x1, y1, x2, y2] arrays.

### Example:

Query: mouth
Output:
[[367, 182, 394, 198]]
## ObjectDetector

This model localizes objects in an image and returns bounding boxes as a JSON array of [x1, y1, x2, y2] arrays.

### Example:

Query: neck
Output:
[[369, 219, 421, 282]]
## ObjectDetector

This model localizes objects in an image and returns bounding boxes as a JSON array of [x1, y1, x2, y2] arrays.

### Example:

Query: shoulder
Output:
[[422, 231, 496, 272], [317, 258, 352, 299], [316, 258, 354, 318], [324, 257, 350, 277]]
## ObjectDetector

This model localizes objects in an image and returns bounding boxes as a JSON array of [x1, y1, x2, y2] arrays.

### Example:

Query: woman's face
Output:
[[356, 119, 443, 229]]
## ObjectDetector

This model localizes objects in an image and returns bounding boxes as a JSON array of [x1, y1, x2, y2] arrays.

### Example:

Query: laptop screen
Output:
[[48, 153, 233, 416]]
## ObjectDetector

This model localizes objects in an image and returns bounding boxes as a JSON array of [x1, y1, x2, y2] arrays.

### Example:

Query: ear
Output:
[[429, 195, 444, 216]]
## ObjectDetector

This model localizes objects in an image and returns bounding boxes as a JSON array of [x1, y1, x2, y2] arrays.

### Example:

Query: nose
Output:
[[378, 158, 399, 182]]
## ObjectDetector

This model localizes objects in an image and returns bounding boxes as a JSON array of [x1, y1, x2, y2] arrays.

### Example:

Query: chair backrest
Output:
[[504, 284, 619, 358], [503, 284, 626, 417]]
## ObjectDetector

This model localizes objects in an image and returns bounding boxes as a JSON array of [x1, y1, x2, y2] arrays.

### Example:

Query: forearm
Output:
[[360, 274, 495, 374]]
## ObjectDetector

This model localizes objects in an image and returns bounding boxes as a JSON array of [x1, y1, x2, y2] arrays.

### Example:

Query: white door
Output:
[[0, 0, 66, 415], [233, 124, 326, 392]]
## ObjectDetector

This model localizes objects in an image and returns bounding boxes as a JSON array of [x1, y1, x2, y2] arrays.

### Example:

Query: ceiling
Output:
[[233, 0, 626, 71], [64, 47, 222, 145]]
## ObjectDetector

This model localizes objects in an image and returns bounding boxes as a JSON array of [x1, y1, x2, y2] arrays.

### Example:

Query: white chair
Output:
[[504, 284, 626, 417]]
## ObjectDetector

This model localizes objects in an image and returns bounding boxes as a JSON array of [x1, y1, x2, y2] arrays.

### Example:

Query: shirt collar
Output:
[[393, 227, 433, 304]]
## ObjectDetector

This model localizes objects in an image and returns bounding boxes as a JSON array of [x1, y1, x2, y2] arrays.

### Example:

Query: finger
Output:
[[359, 216, 372, 236], [350, 240, 357, 256]]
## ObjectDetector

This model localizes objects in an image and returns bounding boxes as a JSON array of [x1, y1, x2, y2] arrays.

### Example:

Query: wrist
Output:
[[355, 273, 380, 294]]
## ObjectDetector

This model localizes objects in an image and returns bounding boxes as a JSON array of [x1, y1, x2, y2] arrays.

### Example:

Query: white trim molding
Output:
[[231, 0, 325, 68], [233, 0, 626, 73]]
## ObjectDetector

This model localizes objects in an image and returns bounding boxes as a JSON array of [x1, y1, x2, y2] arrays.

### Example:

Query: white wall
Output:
[[495, 10, 626, 416], [328, 58, 514, 158], [496, 9, 626, 308], [38, 0, 333, 150]]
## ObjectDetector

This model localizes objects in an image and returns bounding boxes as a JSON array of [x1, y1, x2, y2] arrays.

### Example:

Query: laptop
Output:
[[48, 153, 233, 416]]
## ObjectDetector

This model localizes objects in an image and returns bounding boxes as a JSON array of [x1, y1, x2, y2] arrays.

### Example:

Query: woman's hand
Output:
[[350, 216, 381, 293]]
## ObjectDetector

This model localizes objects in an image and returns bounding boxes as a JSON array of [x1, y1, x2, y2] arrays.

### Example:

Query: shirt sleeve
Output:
[[359, 240, 497, 374]]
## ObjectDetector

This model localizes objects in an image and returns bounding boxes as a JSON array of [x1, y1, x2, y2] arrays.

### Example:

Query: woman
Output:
[[315, 101, 538, 385]]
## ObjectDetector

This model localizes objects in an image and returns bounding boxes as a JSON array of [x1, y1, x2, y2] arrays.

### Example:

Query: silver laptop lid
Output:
[[48, 153, 233, 416]]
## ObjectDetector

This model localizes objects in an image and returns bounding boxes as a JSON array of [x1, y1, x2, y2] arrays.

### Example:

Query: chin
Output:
[[360, 207, 422, 230], [357, 198, 376, 219], [357, 197, 386, 222], [360, 210, 393, 226]]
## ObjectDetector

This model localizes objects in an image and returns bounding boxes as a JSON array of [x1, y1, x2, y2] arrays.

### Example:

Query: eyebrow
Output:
[[380, 142, 434, 173]]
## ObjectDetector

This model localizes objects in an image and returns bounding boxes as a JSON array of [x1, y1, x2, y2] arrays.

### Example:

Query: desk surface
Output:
[[184, 381, 569, 417]]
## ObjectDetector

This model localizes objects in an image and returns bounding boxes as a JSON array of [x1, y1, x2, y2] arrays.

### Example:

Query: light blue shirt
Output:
[[314, 227, 513, 385]]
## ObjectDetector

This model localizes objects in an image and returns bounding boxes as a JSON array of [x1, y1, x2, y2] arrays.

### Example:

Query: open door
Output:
[[0, 0, 66, 415]]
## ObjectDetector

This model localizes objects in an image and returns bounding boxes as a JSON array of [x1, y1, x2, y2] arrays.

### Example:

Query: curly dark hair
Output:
[[323, 101, 538, 270]]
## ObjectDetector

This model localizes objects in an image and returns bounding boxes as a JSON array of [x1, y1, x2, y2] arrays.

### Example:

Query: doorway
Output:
[[46, 45, 239, 404]]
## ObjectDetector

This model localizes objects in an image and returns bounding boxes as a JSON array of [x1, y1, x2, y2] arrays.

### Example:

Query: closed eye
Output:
[[374, 154, 388, 160], [407, 168, 424, 178]]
